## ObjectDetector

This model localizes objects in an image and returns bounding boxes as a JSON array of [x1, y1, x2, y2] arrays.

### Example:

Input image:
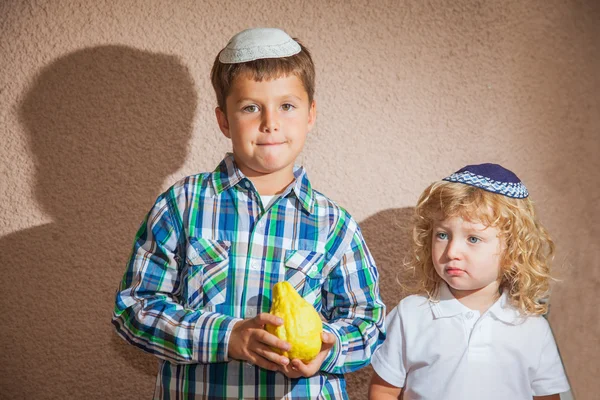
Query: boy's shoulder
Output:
[[157, 172, 212, 201], [398, 294, 432, 311], [498, 295, 553, 332], [309, 187, 366, 239], [144, 173, 214, 218], [392, 294, 433, 320], [310, 188, 351, 216], [171, 172, 212, 191], [385, 294, 435, 333], [512, 309, 553, 333]]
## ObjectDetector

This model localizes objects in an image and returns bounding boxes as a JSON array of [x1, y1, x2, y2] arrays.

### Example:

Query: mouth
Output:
[[257, 141, 286, 146], [445, 267, 465, 276]]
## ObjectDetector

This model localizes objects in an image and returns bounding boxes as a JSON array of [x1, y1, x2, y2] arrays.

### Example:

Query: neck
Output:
[[448, 282, 501, 314], [242, 167, 295, 196]]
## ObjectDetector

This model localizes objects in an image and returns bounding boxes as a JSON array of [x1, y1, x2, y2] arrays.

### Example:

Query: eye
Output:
[[281, 103, 296, 111], [242, 105, 259, 113], [436, 232, 448, 240], [468, 236, 481, 244]]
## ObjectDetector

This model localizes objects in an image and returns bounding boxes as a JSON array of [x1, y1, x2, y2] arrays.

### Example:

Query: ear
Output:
[[215, 107, 231, 139], [307, 99, 317, 132]]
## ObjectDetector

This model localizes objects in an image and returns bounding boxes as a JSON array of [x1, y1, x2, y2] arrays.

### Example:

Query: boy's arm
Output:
[[531, 320, 570, 398], [111, 187, 241, 364], [369, 372, 403, 400], [319, 218, 386, 374]]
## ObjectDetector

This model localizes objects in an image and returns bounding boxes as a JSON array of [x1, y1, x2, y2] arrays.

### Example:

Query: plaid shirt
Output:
[[112, 154, 386, 399]]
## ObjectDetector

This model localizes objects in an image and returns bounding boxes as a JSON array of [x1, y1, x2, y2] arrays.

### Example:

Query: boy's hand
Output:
[[228, 313, 291, 371], [278, 332, 336, 378]]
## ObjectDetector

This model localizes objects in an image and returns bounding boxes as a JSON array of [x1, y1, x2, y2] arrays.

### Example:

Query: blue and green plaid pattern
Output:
[[112, 154, 386, 399]]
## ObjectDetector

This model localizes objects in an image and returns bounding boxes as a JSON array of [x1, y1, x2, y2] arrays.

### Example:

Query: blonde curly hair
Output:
[[406, 180, 555, 315]]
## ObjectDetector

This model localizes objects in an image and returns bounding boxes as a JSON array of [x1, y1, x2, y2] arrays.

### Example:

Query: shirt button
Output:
[[251, 263, 260, 270], [246, 307, 257, 317], [466, 311, 474, 319]]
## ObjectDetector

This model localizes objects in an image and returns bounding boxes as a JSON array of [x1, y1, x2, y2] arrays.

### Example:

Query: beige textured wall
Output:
[[1, 1, 598, 399]]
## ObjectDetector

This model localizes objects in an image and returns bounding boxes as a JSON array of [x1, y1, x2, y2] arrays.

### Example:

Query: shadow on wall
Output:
[[346, 207, 417, 399], [0, 46, 196, 399]]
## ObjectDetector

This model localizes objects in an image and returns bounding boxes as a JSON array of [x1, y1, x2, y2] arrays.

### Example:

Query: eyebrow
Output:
[[233, 94, 304, 105], [281, 94, 303, 102], [233, 98, 256, 105], [433, 221, 490, 232]]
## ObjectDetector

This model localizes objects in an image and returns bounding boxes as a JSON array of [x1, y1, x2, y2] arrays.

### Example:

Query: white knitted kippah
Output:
[[219, 28, 301, 64]]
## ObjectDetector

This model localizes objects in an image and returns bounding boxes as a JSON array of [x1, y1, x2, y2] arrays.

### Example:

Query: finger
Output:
[[257, 330, 291, 352], [283, 360, 306, 378], [249, 355, 281, 372], [290, 358, 314, 377], [255, 313, 284, 326], [255, 344, 290, 366], [278, 363, 302, 379], [289, 342, 332, 377]]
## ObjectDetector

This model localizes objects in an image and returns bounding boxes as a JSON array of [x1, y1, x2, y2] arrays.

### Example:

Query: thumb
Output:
[[321, 331, 336, 344]]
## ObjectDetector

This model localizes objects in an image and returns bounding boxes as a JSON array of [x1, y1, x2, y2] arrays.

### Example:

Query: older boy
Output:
[[112, 27, 385, 399]]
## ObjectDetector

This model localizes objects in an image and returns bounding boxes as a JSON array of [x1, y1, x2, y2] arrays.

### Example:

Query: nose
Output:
[[260, 108, 279, 133], [445, 239, 462, 260]]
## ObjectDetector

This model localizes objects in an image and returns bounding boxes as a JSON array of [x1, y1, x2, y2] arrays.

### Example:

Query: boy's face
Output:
[[431, 216, 505, 300], [216, 73, 316, 183]]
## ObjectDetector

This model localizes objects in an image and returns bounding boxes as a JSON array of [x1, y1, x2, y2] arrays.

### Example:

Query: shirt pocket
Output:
[[184, 237, 231, 310], [284, 250, 325, 307]]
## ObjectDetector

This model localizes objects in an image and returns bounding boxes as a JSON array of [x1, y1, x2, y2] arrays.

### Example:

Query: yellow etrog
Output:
[[265, 281, 323, 362]]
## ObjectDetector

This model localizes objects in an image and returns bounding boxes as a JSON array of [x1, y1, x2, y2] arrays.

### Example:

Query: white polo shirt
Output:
[[372, 284, 570, 400]]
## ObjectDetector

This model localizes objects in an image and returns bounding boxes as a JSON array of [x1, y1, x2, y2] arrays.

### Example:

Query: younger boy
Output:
[[112, 28, 385, 399]]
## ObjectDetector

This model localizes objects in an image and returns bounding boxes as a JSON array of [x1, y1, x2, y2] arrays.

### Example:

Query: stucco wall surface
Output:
[[0, 1, 598, 399]]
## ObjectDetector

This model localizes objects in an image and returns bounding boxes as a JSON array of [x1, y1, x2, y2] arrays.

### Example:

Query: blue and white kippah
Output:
[[219, 28, 301, 64], [442, 163, 529, 198]]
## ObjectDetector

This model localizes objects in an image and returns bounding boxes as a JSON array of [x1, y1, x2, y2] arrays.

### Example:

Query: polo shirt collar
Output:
[[431, 283, 472, 318], [487, 290, 523, 325], [431, 283, 522, 324], [210, 153, 315, 215]]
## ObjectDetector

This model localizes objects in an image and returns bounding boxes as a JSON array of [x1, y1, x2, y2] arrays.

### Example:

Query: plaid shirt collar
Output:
[[210, 153, 315, 214]]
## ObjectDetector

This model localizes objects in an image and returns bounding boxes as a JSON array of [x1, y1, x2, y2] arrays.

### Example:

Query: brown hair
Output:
[[406, 180, 555, 315], [210, 39, 315, 112]]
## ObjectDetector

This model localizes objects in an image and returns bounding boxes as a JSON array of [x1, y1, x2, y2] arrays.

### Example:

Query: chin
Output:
[[255, 163, 286, 174], [258, 158, 293, 172], [444, 280, 478, 292]]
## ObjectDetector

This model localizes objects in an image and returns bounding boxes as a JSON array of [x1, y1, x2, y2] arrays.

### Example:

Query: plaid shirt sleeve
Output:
[[111, 184, 241, 364], [319, 211, 386, 374]]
